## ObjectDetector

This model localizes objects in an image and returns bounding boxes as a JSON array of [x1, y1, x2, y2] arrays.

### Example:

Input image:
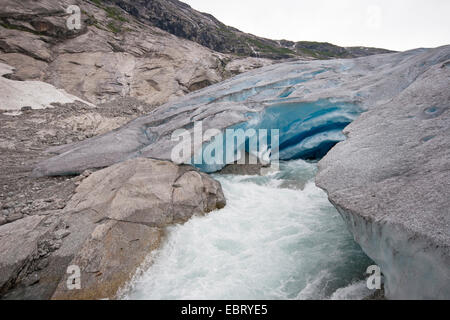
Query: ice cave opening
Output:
[[193, 99, 362, 173]]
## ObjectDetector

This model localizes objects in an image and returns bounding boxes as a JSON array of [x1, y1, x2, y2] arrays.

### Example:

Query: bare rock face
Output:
[[51, 158, 225, 300], [0, 214, 69, 299], [0, 0, 273, 106], [0, 216, 48, 295]]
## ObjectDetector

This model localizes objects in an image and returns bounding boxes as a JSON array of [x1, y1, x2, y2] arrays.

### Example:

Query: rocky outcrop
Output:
[[0, 215, 56, 296], [316, 57, 450, 299], [0, 97, 158, 298], [0, 158, 225, 299], [0, 0, 273, 106]]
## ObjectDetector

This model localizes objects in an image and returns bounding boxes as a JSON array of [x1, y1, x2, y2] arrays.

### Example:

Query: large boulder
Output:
[[51, 158, 225, 299], [0, 158, 225, 299]]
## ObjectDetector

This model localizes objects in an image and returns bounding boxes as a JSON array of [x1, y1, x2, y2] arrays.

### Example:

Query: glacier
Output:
[[316, 51, 450, 299], [33, 45, 450, 299], [33, 46, 450, 177]]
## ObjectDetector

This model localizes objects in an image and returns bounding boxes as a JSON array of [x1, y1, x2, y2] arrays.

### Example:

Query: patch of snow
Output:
[[0, 62, 94, 111]]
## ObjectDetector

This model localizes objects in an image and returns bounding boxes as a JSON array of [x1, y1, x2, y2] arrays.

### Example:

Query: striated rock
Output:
[[51, 220, 163, 300], [316, 58, 450, 299], [51, 158, 225, 299], [0, 0, 389, 107], [0, 215, 58, 295]]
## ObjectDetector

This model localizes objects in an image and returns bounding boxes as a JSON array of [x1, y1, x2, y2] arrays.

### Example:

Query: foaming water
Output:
[[124, 160, 373, 300]]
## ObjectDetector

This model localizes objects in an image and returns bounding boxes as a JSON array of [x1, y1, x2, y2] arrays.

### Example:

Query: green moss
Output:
[[89, 0, 128, 22], [0, 20, 42, 36], [90, 0, 103, 7], [246, 38, 296, 56], [106, 22, 121, 33], [104, 6, 128, 22]]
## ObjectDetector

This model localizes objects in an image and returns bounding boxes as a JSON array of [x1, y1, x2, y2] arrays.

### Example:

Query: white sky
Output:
[[183, 0, 450, 51]]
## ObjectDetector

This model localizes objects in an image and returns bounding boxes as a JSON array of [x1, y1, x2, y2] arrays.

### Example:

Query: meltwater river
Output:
[[123, 160, 374, 300]]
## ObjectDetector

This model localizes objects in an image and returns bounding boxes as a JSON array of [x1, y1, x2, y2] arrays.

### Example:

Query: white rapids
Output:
[[123, 160, 374, 300]]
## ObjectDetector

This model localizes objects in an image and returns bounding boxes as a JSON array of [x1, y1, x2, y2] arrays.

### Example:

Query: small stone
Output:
[[35, 258, 49, 271], [22, 273, 40, 286], [6, 213, 23, 223], [20, 207, 31, 214], [54, 229, 70, 240], [21, 106, 32, 112]]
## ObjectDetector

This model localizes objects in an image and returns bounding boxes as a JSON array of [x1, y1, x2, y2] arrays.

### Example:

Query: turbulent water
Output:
[[124, 160, 374, 300]]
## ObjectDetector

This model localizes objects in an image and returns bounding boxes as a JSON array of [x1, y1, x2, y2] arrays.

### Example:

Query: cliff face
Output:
[[316, 51, 450, 299]]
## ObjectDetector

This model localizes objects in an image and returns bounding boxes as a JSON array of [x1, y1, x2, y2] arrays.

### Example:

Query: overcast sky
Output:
[[183, 0, 450, 51]]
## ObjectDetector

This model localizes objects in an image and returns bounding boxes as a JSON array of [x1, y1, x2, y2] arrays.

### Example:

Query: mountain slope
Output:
[[0, 0, 273, 106], [0, 0, 394, 107], [108, 0, 394, 59]]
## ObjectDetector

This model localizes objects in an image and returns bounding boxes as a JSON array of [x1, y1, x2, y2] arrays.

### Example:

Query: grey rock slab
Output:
[[51, 158, 225, 299], [0, 215, 49, 294]]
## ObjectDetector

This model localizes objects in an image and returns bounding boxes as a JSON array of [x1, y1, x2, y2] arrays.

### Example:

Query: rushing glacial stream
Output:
[[124, 160, 374, 300]]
